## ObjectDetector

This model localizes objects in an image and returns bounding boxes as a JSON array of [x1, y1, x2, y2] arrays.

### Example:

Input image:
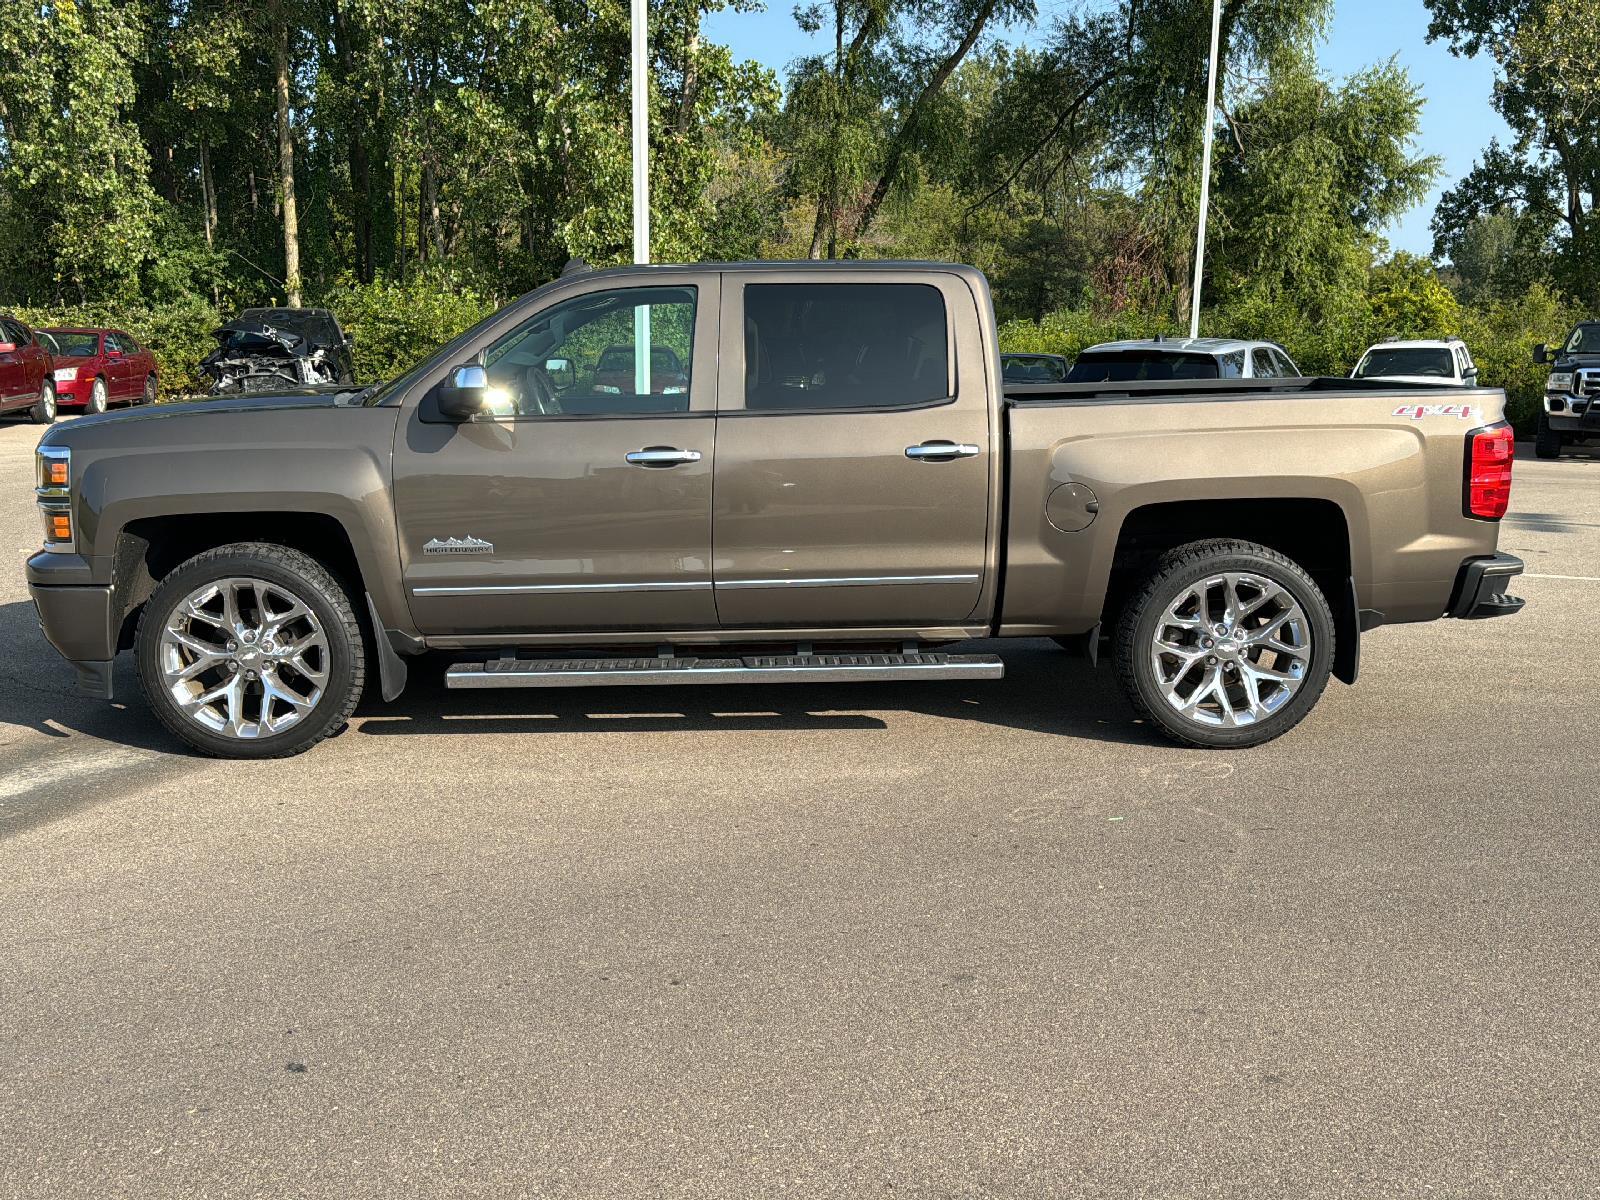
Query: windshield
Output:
[[1565, 325, 1600, 355], [240, 309, 340, 345], [1355, 348, 1454, 378], [1066, 351, 1220, 382], [49, 332, 99, 356], [1003, 356, 1068, 382]]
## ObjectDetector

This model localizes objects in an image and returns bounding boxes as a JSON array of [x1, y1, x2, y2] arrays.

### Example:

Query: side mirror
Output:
[[1532, 343, 1549, 364], [438, 364, 488, 420], [344, 332, 356, 347]]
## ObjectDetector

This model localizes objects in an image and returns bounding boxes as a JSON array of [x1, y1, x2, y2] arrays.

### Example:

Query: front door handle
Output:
[[905, 440, 980, 461], [626, 446, 703, 467]]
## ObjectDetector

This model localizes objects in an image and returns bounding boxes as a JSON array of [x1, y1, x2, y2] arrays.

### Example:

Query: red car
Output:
[[42, 327, 158, 414], [0, 314, 59, 423]]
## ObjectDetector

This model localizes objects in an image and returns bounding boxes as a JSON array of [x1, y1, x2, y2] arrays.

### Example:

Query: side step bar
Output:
[[445, 651, 1005, 689]]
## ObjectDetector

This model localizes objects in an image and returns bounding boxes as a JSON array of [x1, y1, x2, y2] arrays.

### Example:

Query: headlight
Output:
[[35, 446, 73, 552], [53, 367, 78, 382], [1547, 371, 1574, 392]]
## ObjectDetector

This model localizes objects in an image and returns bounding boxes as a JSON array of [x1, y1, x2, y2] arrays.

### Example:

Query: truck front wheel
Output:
[[135, 543, 366, 758], [1535, 412, 1562, 460], [1114, 540, 1334, 749]]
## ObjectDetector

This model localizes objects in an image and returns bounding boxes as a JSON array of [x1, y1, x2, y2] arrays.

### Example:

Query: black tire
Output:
[[29, 381, 57, 424], [87, 377, 108, 415], [1114, 539, 1335, 749], [135, 543, 365, 758], [138, 374, 156, 405], [1535, 412, 1562, 460]]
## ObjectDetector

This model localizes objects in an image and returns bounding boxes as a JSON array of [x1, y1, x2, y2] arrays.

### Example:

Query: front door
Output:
[[393, 277, 720, 637], [711, 273, 994, 628]]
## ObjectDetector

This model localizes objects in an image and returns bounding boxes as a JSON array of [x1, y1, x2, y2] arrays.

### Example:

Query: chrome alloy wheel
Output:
[[1149, 571, 1312, 728], [159, 576, 330, 739]]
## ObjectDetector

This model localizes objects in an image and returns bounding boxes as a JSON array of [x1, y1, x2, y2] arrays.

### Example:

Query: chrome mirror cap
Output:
[[453, 364, 488, 390]]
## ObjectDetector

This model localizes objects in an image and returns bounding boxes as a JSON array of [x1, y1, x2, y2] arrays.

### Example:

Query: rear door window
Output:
[[740, 283, 950, 411], [1250, 349, 1279, 378], [1066, 352, 1219, 382]]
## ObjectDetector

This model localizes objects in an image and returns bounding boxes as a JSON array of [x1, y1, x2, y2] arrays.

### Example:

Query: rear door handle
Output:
[[905, 440, 980, 461], [626, 447, 703, 467]]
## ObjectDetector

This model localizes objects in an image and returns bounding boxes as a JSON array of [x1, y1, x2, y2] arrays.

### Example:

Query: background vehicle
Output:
[[1351, 338, 1477, 386], [0, 314, 58, 423], [1066, 337, 1300, 382], [42, 327, 159, 413], [1001, 353, 1070, 383], [201, 307, 355, 394], [1534, 322, 1600, 459], [590, 344, 690, 395], [28, 262, 1522, 759]]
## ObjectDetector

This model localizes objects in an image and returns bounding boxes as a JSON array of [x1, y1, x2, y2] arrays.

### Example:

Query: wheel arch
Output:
[[1103, 496, 1360, 684]]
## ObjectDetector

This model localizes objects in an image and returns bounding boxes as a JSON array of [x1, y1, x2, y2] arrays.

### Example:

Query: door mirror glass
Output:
[[438, 363, 489, 420], [543, 357, 576, 390], [1533, 343, 1548, 364]]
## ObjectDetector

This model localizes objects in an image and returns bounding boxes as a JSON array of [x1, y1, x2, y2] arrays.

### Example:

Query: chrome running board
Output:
[[445, 651, 1004, 689]]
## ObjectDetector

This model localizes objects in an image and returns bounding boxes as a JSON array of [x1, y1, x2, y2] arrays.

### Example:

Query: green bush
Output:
[[318, 272, 496, 384], [15, 297, 222, 397]]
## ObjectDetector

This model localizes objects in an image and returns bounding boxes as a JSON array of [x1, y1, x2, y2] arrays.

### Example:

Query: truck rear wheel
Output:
[[135, 543, 366, 758], [1535, 413, 1562, 460], [1115, 540, 1334, 749]]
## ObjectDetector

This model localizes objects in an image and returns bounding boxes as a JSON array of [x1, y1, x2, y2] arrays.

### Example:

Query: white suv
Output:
[[1351, 338, 1479, 386]]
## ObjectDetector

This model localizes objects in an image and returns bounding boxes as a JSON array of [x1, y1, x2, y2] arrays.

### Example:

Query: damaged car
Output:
[[200, 307, 356, 394]]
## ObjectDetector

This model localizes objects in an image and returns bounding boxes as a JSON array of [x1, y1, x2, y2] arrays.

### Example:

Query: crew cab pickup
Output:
[[26, 262, 1526, 758]]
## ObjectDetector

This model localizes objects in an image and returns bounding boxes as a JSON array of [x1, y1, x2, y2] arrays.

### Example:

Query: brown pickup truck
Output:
[[26, 261, 1525, 758]]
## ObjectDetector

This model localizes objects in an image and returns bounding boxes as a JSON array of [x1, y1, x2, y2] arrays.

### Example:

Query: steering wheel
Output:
[[519, 364, 562, 416]]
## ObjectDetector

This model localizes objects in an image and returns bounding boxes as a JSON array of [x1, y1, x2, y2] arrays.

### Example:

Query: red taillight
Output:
[[1466, 424, 1514, 520]]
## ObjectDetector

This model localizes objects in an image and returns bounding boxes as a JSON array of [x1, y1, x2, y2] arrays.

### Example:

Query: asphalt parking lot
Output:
[[1, 417, 1597, 1198]]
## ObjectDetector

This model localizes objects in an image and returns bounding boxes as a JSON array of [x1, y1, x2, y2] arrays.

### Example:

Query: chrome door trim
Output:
[[714, 573, 980, 590], [413, 580, 713, 597]]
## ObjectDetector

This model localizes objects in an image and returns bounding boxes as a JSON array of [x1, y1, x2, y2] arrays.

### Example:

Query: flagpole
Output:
[[1190, 0, 1222, 340], [631, 0, 651, 395]]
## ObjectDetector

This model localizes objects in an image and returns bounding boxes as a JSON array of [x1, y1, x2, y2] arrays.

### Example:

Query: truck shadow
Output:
[[354, 639, 1157, 747], [0, 600, 175, 753], [0, 595, 1155, 751]]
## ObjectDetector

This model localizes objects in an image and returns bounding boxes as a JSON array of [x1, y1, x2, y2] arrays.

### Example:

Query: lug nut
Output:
[[1206, 655, 1218, 666], [1201, 638, 1214, 649], [227, 641, 238, 652]]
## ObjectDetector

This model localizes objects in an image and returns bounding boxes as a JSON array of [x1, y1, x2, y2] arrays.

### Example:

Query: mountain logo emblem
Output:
[[423, 535, 494, 556]]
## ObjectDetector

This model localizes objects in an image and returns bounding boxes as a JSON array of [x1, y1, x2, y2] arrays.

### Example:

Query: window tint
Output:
[[1066, 351, 1220, 382], [1271, 349, 1297, 376], [1250, 349, 1279, 378], [1565, 326, 1600, 355], [481, 286, 696, 417], [3, 319, 31, 345], [1003, 355, 1068, 383], [105, 333, 126, 354], [118, 332, 142, 353], [1353, 348, 1454, 378], [742, 283, 949, 411], [52, 332, 98, 356], [1219, 351, 1245, 378]]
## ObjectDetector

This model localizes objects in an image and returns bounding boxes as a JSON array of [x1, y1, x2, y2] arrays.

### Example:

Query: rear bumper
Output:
[[1447, 554, 1526, 620], [28, 582, 117, 699]]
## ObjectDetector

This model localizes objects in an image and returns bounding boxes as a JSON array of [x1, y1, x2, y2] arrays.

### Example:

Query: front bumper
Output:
[[28, 581, 117, 699], [1544, 393, 1598, 432], [1447, 554, 1526, 620]]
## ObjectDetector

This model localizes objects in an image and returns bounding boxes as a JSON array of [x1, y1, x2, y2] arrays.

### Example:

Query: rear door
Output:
[[710, 271, 995, 628]]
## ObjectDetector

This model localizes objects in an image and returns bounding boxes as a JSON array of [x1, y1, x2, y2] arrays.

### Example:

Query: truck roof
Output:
[[1081, 337, 1283, 356]]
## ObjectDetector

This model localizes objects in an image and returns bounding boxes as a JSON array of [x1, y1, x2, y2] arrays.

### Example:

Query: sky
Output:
[[702, 0, 1511, 257]]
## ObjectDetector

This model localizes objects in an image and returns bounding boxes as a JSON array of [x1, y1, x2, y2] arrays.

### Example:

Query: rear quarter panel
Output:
[[1002, 387, 1510, 634]]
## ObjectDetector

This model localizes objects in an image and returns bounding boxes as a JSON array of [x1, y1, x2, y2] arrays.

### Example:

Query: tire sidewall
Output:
[[89, 378, 108, 415], [33, 382, 57, 424], [1124, 550, 1335, 748], [136, 550, 360, 757]]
